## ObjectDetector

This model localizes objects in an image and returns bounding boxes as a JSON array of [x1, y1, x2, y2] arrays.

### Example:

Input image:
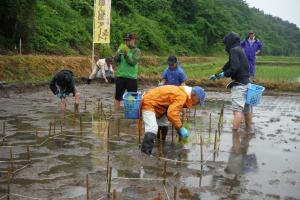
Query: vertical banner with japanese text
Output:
[[93, 0, 111, 43]]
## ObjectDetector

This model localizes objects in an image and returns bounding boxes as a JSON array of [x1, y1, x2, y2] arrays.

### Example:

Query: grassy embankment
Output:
[[0, 55, 300, 92]]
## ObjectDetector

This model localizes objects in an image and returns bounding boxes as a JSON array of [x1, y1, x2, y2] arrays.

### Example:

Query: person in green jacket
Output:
[[114, 32, 141, 109]]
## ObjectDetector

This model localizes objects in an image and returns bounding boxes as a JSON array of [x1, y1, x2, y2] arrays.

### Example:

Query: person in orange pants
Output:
[[140, 85, 205, 155]]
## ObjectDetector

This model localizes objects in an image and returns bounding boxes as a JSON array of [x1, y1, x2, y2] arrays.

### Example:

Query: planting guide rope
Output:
[[0, 100, 225, 199]]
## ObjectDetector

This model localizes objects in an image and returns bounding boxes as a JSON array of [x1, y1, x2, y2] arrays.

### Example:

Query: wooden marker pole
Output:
[[9, 148, 13, 172], [2, 121, 5, 136], [108, 167, 112, 194], [86, 174, 89, 200], [35, 128, 39, 144], [174, 186, 177, 200], [48, 122, 52, 137], [213, 130, 217, 161], [27, 146, 31, 163], [7, 169, 11, 200], [113, 189, 117, 200]]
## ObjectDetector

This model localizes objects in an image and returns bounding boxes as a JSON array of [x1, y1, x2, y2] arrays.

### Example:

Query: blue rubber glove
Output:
[[209, 74, 217, 81], [218, 72, 225, 78], [179, 127, 189, 138]]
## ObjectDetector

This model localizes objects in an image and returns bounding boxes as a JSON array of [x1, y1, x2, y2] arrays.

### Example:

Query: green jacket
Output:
[[115, 46, 141, 79]]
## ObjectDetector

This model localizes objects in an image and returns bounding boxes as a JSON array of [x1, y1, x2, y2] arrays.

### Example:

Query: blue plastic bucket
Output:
[[246, 84, 265, 106], [123, 92, 142, 119]]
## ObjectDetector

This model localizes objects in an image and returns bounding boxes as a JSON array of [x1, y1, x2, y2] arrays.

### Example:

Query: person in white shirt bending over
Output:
[[87, 57, 115, 84]]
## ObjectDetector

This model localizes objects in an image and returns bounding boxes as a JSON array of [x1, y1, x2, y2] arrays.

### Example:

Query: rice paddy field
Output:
[[140, 56, 300, 83], [0, 83, 300, 200]]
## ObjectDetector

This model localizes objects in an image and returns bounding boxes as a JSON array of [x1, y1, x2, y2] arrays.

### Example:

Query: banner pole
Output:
[[92, 0, 96, 70]]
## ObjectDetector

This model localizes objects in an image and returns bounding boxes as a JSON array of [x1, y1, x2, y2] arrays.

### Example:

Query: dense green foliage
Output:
[[1, 0, 300, 55]]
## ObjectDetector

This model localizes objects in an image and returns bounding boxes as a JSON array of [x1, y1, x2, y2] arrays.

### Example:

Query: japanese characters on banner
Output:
[[93, 0, 111, 43]]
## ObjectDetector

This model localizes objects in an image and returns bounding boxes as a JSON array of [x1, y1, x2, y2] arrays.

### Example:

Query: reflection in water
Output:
[[225, 131, 257, 175]]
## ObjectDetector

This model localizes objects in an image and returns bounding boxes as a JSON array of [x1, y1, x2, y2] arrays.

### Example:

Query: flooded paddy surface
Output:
[[0, 84, 300, 200]]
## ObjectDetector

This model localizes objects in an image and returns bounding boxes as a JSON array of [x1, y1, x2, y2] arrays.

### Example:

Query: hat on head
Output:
[[167, 56, 177, 64], [192, 86, 206, 106], [248, 31, 254, 35], [124, 32, 137, 41]]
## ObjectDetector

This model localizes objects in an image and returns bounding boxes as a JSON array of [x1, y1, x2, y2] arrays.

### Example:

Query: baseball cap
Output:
[[124, 32, 137, 41], [192, 86, 206, 106], [167, 56, 177, 64]]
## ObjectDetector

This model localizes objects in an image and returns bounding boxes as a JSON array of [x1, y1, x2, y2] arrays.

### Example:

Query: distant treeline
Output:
[[0, 0, 300, 56]]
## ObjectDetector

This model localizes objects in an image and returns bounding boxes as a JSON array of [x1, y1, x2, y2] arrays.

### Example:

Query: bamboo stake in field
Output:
[[174, 186, 177, 200], [7, 169, 11, 200], [84, 100, 87, 112], [138, 123, 142, 145], [113, 189, 117, 200], [107, 120, 110, 140], [86, 174, 89, 200], [100, 101, 103, 120], [106, 155, 110, 184], [109, 104, 112, 116], [108, 167, 112, 194], [2, 121, 5, 136], [80, 115, 83, 135], [200, 135, 203, 163], [52, 120, 55, 135], [27, 146, 31, 164], [194, 106, 197, 119], [209, 113, 212, 134], [97, 114, 101, 136], [221, 104, 224, 127], [48, 122, 52, 137], [35, 128, 39, 144], [213, 130, 217, 161], [163, 161, 167, 185], [9, 148, 13, 172]]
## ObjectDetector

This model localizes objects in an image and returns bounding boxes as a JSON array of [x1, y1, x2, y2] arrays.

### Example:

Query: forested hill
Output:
[[1, 0, 300, 56]]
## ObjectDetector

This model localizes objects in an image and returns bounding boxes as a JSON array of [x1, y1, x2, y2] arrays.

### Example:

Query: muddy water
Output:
[[0, 84, 299, 200]]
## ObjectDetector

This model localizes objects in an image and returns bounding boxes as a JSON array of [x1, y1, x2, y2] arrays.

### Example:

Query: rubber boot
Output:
[[110, 77, 115, 84], [157, 126, 168, 141], [87, 78, 92, 84], [141, 132, 156, 155]]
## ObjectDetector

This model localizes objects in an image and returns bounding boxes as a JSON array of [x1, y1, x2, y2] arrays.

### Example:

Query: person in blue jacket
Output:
[[240, 31, 262, 80], [160, 56, 187, 86]]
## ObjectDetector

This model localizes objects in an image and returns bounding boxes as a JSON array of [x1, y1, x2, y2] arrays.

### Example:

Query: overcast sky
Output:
[[245, 0, 300, 29]]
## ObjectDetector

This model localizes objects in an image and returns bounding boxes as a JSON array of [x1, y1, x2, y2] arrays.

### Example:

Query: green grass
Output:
[[257, 56, 300, 63], [256, 65, 300, 81], [140, 56, 300, 82]]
